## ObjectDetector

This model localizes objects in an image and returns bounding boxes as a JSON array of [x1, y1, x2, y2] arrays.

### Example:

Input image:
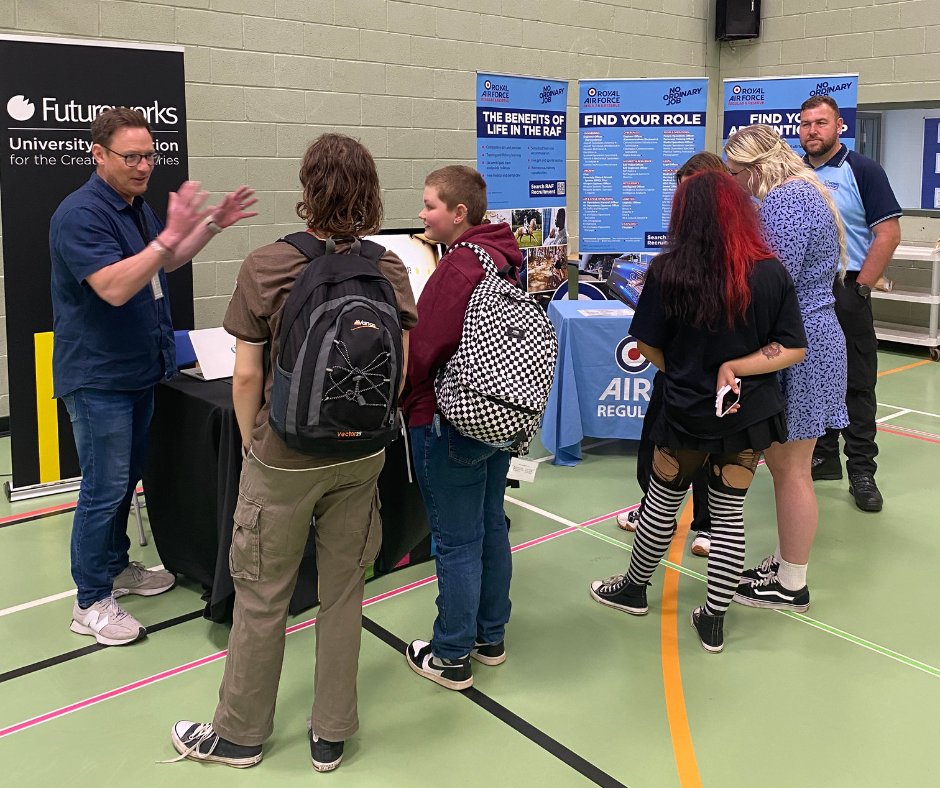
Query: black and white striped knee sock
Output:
[[626, 476, 686, 586], [704, 486, 747, 616]]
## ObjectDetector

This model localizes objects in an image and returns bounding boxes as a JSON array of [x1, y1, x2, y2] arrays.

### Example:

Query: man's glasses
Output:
[[101, 145, 157, 167]]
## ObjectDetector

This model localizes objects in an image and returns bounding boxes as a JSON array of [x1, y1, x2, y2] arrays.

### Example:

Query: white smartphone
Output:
[[715, 378, 742, 417]]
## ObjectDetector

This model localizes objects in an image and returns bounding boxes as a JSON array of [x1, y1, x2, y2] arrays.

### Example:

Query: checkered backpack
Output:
[[434, 242, 558, 453]]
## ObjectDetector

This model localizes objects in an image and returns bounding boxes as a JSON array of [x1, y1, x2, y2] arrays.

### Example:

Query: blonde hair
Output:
[[724, 124, 847, 276]]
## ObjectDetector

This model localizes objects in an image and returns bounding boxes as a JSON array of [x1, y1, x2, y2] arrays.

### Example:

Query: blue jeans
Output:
[[62, 387, 154, 608], [410, 417, 512, 660]]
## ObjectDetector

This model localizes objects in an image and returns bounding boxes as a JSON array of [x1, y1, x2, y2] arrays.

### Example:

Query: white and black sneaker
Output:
[[168, 721, 262, 768], [470, 640, 506, 666], [589, 574, 649, 615], [738, 554, 779, 586], [616, 508, 640, 532], [690, 531, 711, 557], [690, 607, 724, 653], [309, 728, 344, 772], [733, 575, 810, 612], [406, 640, 473, 690]]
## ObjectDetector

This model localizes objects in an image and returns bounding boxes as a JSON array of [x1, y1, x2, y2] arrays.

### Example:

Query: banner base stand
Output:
[[4, 476, 81, 502]]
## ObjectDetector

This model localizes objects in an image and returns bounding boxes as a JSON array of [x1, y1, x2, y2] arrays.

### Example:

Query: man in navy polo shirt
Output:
[[50, 107, 257, 645], [799, 95, 902, 513]]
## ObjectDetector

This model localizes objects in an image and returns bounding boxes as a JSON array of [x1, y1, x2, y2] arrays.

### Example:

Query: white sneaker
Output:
[[112, 561, 176, 596], [690, 532, 711, 557], [70, 594, 146, 645], [616, 509, 639, 532]]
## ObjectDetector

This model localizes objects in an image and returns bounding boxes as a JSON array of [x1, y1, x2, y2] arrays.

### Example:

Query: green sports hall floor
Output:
[[0, 346, 937, 788]]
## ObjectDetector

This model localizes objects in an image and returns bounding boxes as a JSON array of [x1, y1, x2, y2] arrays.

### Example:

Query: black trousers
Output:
[[637, 372, 711, 532], [814, 273, 879, 476]]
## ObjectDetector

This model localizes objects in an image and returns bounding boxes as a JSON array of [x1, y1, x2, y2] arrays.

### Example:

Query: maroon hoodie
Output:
[[401, 222, 523, 428]]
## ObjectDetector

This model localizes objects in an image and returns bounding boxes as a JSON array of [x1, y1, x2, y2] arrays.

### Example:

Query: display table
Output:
[[540, 300, 656, 466], [142, 375, 429, 622]]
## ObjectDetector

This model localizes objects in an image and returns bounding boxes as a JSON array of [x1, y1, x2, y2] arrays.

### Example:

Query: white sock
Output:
[[777, 558, 807, 591]]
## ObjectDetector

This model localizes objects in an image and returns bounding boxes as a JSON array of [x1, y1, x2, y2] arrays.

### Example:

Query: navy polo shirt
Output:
[[804, 144, 902, 272], [49, 172, 177, 398]]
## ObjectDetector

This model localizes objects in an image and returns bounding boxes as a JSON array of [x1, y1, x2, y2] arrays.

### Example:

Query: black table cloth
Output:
[[143, 375, 429, 622]]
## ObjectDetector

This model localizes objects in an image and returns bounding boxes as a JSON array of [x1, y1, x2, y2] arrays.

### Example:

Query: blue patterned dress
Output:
[[758, 180, 849, 441]]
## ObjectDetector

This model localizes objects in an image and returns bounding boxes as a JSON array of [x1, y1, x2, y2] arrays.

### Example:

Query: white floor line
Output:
[[0, 565, 165, 619], [876, 409, 912, 423], [878, 402, 940, 420]]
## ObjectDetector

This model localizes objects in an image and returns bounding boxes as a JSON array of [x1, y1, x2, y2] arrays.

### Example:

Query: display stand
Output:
[[872, 244, 940, 361]]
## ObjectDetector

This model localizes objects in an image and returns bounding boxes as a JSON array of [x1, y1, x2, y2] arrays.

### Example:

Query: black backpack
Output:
[[269, 232, 403, 458]]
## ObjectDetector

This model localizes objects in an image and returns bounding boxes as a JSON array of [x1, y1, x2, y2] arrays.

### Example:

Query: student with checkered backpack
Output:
[[401, 166, 552, 691]]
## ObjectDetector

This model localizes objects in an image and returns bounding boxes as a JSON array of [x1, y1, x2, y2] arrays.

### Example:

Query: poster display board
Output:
[[722, 74, 858, 152], [475, 73, 568, 292], [0, 35, 190, 494], [921, 118, 940, 210], [577, 78, 707, 255]]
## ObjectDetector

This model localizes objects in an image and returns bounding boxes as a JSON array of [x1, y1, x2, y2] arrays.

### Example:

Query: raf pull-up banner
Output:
[[0, 35, 192, 495]]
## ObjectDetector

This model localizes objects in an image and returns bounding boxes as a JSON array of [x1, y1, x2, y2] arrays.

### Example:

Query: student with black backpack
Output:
[[401, 166, 529, 691], [169, 134, 417, 773]]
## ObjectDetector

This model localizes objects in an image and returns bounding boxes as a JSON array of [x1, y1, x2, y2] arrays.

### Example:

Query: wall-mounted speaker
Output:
[[716, 0, 761, 41]]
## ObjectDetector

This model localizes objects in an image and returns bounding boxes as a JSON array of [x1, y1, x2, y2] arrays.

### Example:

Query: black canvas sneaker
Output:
[[739, 554, 779, 585], [168, 721, 262, 768], [589, 574, 649, 615], [690, 607, 724, 653], [406, 640, 473, 690], [733, 575, 810, 612], [470, 640, 506, 666], [309, 729, 344, 772]]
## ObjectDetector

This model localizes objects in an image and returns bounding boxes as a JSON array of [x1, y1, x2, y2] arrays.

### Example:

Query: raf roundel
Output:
[[484, 80, 492, 90], [587, 87, 597, 97], [615, 336, 651, 374], [732, 84, 742, 95]]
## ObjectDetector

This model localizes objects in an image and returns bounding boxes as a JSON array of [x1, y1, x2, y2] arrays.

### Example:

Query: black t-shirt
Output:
[[630, 257, 807, 439]]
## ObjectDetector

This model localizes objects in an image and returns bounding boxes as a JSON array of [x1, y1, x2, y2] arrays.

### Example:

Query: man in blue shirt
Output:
[[50, 107, 257, 645], [799, 96, 902, 512]]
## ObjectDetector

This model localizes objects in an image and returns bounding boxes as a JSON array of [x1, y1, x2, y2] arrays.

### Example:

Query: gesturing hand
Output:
[[163, 180, 212, 246], [210, 186, 259, 229]]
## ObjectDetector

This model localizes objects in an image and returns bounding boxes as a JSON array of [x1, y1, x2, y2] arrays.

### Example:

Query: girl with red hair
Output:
[[589, 171, 807, 652]]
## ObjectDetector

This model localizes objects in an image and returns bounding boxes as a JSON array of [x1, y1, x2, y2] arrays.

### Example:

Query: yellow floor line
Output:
[[878, 358, 931, 377], [659, 500, 702, 788]]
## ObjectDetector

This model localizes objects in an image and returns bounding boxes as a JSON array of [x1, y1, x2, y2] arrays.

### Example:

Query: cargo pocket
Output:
[[230, 494, 262, 581], [359, 489, 383, 568]]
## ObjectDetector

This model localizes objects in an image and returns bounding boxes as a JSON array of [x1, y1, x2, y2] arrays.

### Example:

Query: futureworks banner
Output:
[[578, 78, 708, 255], [0, 36, 191, 492], [722, 74, 859, 152], [475, 73, 568, 292]]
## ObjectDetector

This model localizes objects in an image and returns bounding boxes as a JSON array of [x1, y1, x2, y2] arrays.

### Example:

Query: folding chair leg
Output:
[[133, 488, 147, 547]]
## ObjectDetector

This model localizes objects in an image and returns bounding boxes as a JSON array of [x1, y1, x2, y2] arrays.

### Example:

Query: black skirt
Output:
[[649, 409, 788, 455]]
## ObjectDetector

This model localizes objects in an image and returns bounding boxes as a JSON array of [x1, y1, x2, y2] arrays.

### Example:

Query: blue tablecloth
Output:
[[540, 300, 657, 465]]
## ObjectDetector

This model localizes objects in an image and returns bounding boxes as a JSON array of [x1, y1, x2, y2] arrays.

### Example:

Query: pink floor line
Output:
[[0, 503, 633, 741]]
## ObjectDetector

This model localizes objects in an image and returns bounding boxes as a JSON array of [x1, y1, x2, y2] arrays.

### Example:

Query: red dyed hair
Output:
[[656, 170, 772, 328]]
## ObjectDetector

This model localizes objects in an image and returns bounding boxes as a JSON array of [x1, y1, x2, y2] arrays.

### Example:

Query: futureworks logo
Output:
[[7, 95, 35, 121]]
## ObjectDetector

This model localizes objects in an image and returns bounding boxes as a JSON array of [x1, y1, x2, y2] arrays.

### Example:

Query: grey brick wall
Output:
[[0, 0, 937, 417]]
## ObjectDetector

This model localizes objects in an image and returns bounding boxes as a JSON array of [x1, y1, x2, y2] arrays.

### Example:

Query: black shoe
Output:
[[849, 472, 883, 512], [406, 640, 473, 690], [589, 574, 649, 615], [309, 729, 344, 772], [690, 607, 724, 653], [811, 455, 843, 481], [739, 554, 779, 586], [169, 721, 263, 768], [733, 575, 810, 612], [470, 640, 506, 666]]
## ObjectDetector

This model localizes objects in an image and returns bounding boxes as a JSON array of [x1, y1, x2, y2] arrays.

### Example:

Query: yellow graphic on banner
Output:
[[33, 332, 60, 483]]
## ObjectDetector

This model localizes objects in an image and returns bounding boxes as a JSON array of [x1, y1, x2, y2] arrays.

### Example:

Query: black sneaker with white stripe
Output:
[[739, 554, 779, 586], [169, 721, 262, 768], [406, 640, 473, 690], [690, 606, 724, 653], [589, 574, 649, 615], [733, 575, 810, 612], [470, 640, 506, 666], [309, 728, 344, 772]]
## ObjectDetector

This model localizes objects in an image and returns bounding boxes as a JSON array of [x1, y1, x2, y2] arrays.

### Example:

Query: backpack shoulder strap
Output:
[[452, 241, 499, 278], [278, 231, 328, 261], [358, 238, 386, 263]]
